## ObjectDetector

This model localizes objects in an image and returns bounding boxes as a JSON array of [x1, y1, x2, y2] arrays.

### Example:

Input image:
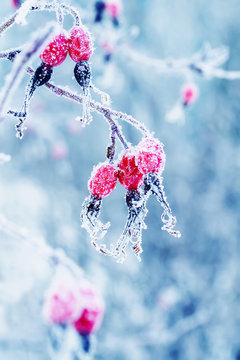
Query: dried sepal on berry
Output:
[[136, 137, 166, 175], [8, 62, 53, 138], [118, 148, 144, 190], [81, 194, 110, 241], [68, 26, 93, 63], [145, 173, 181, 238], [74, 60, 93, 125], [113, 188, 150, 263], [40, 33, 68, 67]]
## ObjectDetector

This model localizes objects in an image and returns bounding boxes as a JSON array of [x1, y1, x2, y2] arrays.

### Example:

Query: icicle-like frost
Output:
[[81, 188, 151, 263], [113, 189, 150, 263], [80, 86, 93, 125], [81, 194, 110, 242], [146, 173, 181, 238]]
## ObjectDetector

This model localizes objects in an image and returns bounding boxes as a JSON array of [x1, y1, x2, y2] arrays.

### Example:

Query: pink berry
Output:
[[118, 149, 144, 190], [181, 83, 199, 105], [51, 142, 68, 160], [42, 283, 81, 325], [88, 162, 118, 198], [40, 33, 68, 67], [68, 26, 93, 63], [73, 283, 104, 335], [12, 0, 21, 8], [101, 41, 116, 55], [105, 0, 123, 18], [136, 137, 165, 175]]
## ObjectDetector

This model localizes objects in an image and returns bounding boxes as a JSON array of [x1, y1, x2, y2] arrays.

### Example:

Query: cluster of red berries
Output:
[[88, 137, 165, 198], [39, 26, 92, 67], [43, 276, 104, 353], [10, 26, 93, 138], [83, 136, 180, 261]]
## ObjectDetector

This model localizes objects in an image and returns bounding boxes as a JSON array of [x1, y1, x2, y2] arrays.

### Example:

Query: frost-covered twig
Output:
[[0, 24, 55, 120], [0, 213, 83, 278], [0, 47, 149, 139], [142, 309, 209, 346], [0, 2, 81, 34], [124, 43, 240, 80]]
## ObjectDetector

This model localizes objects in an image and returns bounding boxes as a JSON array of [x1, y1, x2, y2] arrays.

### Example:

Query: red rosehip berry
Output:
[[88, 162, 118, 198], [136, 137, 165, 175], [73, 284, 104, 335], [105, 0, 123, 18], [181, 83, 199, 106], [118, 149, 144, 190], [39, 33, 68, 67], [68, 26, 93, 63], [42, 282, 81, 325]]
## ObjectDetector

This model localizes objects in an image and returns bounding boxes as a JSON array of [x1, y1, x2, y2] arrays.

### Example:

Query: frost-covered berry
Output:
[[88, 162, 118, 198], [40, 33, 68, 67], [136, 137, 165, 175], [181, 83, 199, 106], [74, 60, 91, 89], [68, 26, 93, 63], [73, 283, 104, 335], [118, 149, 144, 190], [42, 283, 81, 325]]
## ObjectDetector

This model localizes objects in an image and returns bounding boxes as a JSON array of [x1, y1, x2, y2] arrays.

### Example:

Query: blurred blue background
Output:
[[1, 0, 240, 359]]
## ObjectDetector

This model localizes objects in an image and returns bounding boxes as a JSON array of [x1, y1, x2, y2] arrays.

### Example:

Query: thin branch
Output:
[[0, 13, 17, 34], [123, 43, 240, 80], [0, 213, 84, 278], [0, 2, 81, 35]]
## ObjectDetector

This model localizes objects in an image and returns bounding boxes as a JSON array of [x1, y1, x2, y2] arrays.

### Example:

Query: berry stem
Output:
[[104, 111, 129, 150]]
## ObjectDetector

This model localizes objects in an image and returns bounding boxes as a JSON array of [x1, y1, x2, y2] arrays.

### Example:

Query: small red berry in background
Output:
[[73, 283, 105, 335], [181, 83, 199, 106], [40, 33, 68, 67], [68, 26, 93, 63], [101, 41, 116, 56], [88, 162, 118, 198], [42, 283, 81, 325], [105, 0, 123, 19], [12, 0, 22, 8], [51, 142, 68, 160], [118, 149, 144, 190], [136, 137, 166, 175]]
